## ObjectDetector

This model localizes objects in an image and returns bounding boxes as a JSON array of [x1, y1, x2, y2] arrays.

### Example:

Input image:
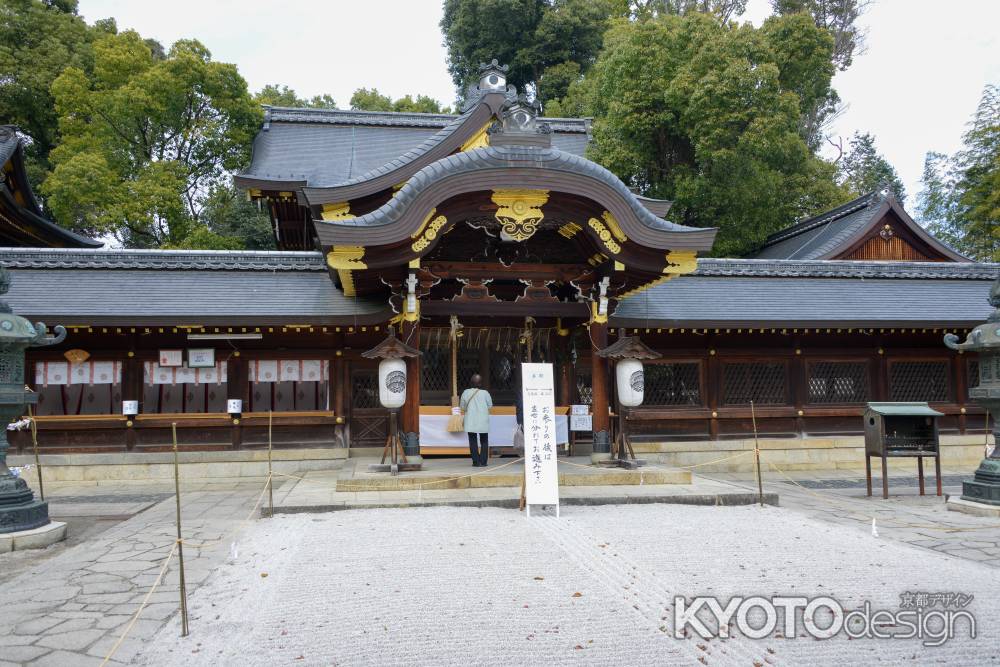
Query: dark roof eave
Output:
[[608, 316, 983, 329]]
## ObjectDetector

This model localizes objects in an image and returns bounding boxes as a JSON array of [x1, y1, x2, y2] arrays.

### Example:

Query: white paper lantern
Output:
[[616, 358, 644, 407], [378, 358, 407, 409]]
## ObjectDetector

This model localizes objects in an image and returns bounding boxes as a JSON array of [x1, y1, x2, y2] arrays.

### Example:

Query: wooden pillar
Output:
[[590, 321, 611, 458], [122, 349, 140, 450], [400, 319, 421, 458], [707, 334, 719, 441], [955, 351, 967, 434], [228, 354, 248, 448], [791, 336, 806, 437], [555, 331, 572, 406]]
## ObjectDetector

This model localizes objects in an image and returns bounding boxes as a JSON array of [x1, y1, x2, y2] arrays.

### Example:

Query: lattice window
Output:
[[457, 348, 479, 389], [889, 360, 949, 402], [421, 347, 450, 393], [807, 361, 869, 404], [351, 371, 380, 409], [576, 367, 593, 405], [968, 357, 981, 389], [490, 351, 518, 403], [722, 362, 787, 406], [644, 362, 702, 406]]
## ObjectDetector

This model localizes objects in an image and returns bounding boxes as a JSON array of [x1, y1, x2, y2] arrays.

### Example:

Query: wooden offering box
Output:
[[864, 402, 943, 499]]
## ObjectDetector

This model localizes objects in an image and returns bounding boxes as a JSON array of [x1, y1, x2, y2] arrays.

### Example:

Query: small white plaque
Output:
[[570, 404, 589, 416], [187, 348, 215, 368], [122, 400, 139, 416], [159, 350, 183, 367], [227, 399, 243, 414], [569, 414, 592, 431]]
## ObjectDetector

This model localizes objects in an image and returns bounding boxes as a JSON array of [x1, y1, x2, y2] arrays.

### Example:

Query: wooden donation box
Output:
[[864, 402, 943, 499]]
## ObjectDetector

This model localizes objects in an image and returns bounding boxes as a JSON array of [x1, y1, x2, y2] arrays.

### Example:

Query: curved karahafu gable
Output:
[[311, 144, 717, 252]]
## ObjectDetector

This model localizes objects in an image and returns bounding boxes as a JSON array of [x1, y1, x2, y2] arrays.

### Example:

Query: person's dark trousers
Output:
[[467, 432, 489, 466]]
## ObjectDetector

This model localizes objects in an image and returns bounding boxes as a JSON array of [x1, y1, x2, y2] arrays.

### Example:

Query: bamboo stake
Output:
[[267, 410, 274, 518], [750, 401, 764, 507], [28, 404, 44, 502], [171, 423, 190, 637]]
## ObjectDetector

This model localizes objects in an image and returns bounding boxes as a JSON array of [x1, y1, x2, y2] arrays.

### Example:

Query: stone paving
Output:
[[700, 465, 1000, 568], [0, 481, 266, 666], [134, 504, 999, 666]]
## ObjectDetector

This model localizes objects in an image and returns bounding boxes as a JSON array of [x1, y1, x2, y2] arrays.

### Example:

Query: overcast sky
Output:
[[77, 0, 999, 204]]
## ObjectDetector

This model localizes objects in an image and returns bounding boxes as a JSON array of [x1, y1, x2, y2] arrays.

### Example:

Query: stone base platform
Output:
[[0, 520, 66, 552], [334, 456, 690, 492], [946, 495, 1000, 518]]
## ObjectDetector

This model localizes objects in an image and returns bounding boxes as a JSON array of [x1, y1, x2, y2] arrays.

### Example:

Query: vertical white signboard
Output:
[[522, 363, 559, 516]]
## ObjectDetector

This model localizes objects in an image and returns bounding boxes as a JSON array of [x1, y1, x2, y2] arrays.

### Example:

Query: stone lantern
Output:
[[0, 268, 66, 536], [944, 278, 1000, 512]]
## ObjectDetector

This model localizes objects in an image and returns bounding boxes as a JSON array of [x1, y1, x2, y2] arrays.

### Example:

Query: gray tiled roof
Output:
[[238, 106, 591, 189], [751, 191, 968, 261], [0, 248, 386, 325], [613, 259, 999, 327]]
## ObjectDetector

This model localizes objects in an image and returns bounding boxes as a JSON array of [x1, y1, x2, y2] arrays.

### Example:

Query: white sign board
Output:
[[522, 362, 559, 513], [187, 348, 215, 368], [569, 414, 592, 431], [158, 349, 183, 367], [570, 404, 589, 416]]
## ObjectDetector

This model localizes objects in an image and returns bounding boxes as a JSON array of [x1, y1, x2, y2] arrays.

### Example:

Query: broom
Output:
[[446, 316, 464, 431]]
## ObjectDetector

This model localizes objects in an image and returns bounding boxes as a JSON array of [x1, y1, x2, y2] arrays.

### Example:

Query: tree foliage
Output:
[[584, 13, 848, 256], [836, 131, 905, 201], [917, 85, 1000, 261], [619, 1, 746, 24], [253, 84, 336, 109], [0, 0, 104, 191], [349, 88, 450, 113], [43, 31, 262, 247], [441, 0, 614, 107]]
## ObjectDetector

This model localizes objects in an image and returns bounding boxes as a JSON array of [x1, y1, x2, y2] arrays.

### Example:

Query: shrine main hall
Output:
[[0, 63, 996, 473]]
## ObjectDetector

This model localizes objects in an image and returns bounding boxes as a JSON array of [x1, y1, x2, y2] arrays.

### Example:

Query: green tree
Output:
[[771, 0, 869, 71], [918, 85, 1000, 261], [349, 88, 450, 113], [0, 0, 105, 192], [43, 31, 262, 247], [836, 131, 905, 200], [441, 0, 614, 108], [198, 183, 276, 250], [584, 13, 848, 256], [619, 1, 746, 23], [253, 84, 336, 108]]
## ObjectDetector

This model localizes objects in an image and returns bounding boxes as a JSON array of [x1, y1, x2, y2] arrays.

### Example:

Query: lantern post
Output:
[[944, 278, 1000, 514], [362, 329, 422, 475], [596, 335, 661, 469], [0, 268, 67, 541]]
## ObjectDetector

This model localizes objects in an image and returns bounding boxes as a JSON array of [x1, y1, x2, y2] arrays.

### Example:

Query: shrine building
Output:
[[1, 63, 996, 471]]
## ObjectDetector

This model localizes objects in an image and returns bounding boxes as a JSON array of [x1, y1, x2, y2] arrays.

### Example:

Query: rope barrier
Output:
[[100, 540, 178, 666]]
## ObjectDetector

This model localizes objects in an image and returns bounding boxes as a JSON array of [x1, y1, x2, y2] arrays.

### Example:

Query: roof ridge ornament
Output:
[[462, 59, 517, 111], [488, 95, 552, 149]]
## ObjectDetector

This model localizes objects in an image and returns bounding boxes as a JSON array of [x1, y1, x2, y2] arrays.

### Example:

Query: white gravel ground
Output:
[[135, 504, 999, 666]]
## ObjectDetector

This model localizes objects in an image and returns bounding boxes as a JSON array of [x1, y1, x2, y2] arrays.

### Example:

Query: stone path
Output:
[[700, 467, 1000, 567], [0, 482, 265, 666], [134, 504, 1000, 666]]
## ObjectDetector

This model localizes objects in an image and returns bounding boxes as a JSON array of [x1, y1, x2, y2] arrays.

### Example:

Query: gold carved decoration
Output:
[[558, 222, 582, 239], [338, 269, 357, 297], [492, 189, 549, 242], [321, 202, 354, 221], [326, 246, 367, 270], [411, 214, 448, 253], [601, 211, 627, 242], [460, 122, 491, 152], [664, 250, 698, 275], [588, 217, 621, 254]]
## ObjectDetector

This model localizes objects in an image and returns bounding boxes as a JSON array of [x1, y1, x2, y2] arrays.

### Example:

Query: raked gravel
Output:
[[134, 504, 999, 666]]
